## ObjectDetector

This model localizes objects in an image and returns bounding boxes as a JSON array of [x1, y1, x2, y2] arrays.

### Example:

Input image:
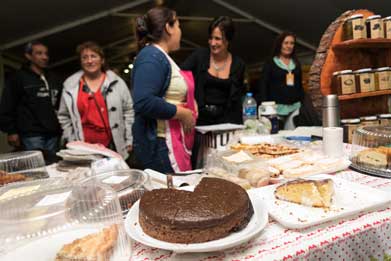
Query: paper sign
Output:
[[35, 191, 71, 207], [102, 176, 129, 185], [0, 185, 40, 201]]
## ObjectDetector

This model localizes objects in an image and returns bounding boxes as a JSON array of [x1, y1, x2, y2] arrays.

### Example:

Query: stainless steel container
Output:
[[322, 95, 341, 127]]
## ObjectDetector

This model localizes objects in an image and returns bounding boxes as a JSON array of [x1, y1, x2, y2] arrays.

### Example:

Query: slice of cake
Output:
[[357, 149, 387, 168], [274, 179, 334, 208], [55, 224, 118, 261]]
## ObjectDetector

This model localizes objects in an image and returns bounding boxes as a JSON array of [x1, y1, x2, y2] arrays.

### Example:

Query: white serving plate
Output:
[[124, 190, 268, 253], [256, 174, 391, 229]]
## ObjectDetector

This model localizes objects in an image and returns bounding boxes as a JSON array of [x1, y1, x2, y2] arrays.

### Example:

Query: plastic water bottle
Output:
[[242, 92, 257, 123]]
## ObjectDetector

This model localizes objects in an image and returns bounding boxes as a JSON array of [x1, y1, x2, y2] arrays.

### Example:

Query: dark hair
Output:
[[208, 16, 235, 42], [135, 7, 177, 50], [24, 40, 47, 54], [271, 32, 299, 65], [76, 41, 107, 71]]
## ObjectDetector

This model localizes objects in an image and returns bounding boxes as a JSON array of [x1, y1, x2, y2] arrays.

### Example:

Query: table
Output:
[[130, 170, 391, 261]]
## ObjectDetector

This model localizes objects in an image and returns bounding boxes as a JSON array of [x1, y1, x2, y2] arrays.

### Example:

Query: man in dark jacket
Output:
[[0, 41, 62, 157]]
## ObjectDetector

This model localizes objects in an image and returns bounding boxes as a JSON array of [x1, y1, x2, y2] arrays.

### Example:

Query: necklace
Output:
[[211, 54, 229, 72]]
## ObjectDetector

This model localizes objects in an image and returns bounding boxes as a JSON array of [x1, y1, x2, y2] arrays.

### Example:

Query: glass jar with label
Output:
[[354, 68, 375, 93], [341, 118, 360, 143], [360, 115, 380, 127], [379, 114, 391, 126], [374, 67, 391, 90], [366, 15, 384, 38], [332, 70, 356, 95], [343, 14, 366, 40], [384, 16, 391, 39]]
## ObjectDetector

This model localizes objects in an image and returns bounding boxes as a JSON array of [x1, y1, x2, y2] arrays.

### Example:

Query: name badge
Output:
[[286, 72, 294, 86]]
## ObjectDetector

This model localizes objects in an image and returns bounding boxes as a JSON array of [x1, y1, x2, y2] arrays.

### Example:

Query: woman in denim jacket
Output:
[[132, 7, 196, 173]]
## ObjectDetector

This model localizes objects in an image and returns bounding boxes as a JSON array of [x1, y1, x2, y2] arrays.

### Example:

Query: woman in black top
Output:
[[256, 32, 321, 128], [181, 16, 246, 126], [255, 32, 305, 129], [256, 32, 304, 106]]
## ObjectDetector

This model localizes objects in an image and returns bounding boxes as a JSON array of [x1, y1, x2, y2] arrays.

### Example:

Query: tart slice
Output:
[[274, 179, 334, 208], [55, 224, 118, 261]]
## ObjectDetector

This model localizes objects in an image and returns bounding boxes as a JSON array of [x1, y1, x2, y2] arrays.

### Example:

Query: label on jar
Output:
[[377, 71, 390, 90], [340, 74, 356, 94], [385, 20, 391, 39], [359, 73, 375, 92], [369, 19, 383, 38], [352, 18, 365, 39]]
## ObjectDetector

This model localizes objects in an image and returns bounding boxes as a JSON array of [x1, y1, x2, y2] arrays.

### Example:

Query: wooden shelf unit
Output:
[[318, 10, 391, 119], [338, 90, 391, 100], [332, 39, 391, 50]]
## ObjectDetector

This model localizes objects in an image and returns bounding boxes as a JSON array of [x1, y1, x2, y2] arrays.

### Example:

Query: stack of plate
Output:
[[56, 150, 104, 172]]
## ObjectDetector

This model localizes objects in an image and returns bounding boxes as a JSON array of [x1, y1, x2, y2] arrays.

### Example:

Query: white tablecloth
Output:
[[130, 170, 391, 261]]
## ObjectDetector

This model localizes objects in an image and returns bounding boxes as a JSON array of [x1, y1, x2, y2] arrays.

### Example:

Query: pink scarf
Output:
[[166, 70, 197, 172]]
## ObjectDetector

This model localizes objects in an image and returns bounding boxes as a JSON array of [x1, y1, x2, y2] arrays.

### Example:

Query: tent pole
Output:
[[212, 0, 317, 51]]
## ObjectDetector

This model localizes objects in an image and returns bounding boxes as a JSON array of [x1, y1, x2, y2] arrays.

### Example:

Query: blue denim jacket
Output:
[[131, 45, 176, 167]]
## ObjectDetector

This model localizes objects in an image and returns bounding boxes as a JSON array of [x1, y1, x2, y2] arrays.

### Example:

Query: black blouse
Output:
[[181, 48, 246, 125], [255, 58, 304, 105]]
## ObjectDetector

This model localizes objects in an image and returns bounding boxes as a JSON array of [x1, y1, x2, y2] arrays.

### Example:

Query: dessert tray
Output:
[[257, 174, 391, 229], [268, 151, 351, 178], [124, 188, 268, 253], [349, 126, 391, 178]]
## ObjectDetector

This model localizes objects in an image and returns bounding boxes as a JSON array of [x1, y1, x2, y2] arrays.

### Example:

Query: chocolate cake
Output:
[[138, 177, 254, 243]]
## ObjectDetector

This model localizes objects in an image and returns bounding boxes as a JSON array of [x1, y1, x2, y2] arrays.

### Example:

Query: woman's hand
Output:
[[175, 106, 195, 134]]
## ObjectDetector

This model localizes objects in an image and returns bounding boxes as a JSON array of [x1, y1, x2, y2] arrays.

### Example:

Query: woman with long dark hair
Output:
[[256, 32, 304, 128], [181, 16, 246, 126], [131, 7, 197, 173]]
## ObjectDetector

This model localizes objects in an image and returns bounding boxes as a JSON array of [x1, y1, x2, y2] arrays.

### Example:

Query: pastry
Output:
[[0, 170, 26, 185], [55, 224, 118, 261], [357, 149, 387, 168], [274, 179, 334, 208]]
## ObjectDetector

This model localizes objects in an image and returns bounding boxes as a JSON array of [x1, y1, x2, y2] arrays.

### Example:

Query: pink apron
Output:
[[165, 70, 197, 172]]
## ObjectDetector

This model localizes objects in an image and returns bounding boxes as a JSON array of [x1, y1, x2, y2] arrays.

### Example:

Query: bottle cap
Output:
[[246, 92, 253, 97]]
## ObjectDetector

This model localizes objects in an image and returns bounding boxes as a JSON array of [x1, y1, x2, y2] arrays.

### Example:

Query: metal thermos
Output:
[[322, 95, 341, 127]]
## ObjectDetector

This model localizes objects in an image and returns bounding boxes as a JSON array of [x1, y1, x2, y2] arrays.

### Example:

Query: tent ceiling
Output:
[[1, 0, 391, 75]]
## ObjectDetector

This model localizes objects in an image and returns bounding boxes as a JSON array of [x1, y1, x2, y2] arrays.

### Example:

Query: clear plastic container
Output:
[[0, 178, 131, 260], [0, 151, 48, 185], [85, 169, 151, 216], [350, 126, 391, 178]]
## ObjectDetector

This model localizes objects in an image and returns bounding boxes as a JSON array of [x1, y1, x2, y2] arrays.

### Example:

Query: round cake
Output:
[[138, 177, 254, 243]]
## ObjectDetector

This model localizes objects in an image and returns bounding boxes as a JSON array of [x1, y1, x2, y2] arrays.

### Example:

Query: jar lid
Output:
[[367, 15, 382, 20], [354, 68, 372, 73], [341, 118, 360, 124], [360, 116, 378, 121], [339, 70, 354, 74], [384, 16, 391, 21], [347, 14, 364, 20], [375, 67, 391, 71], [379, 114, 391, 119], [261, 101, 276, 106], [333, 70, 353, 76]]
